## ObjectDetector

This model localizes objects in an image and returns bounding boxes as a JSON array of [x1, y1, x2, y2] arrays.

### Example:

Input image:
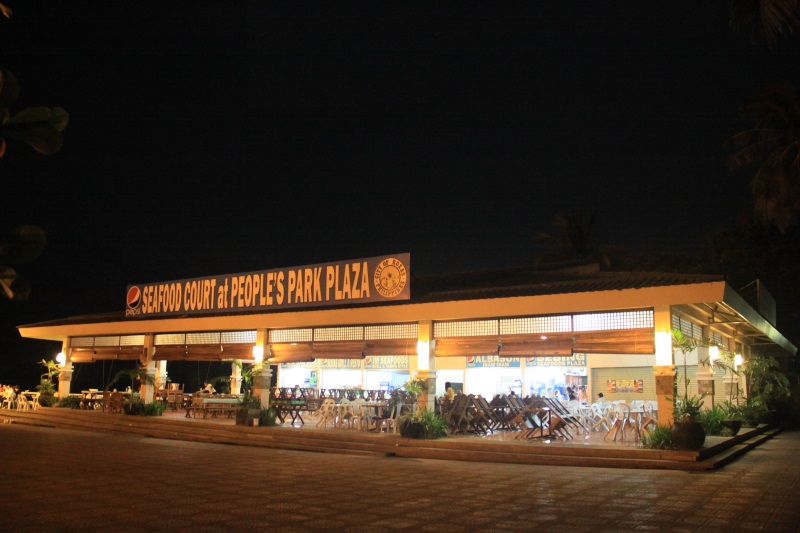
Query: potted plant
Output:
[[36, 359, 60, 406], [232, 360, 264, 426], [718, 400, 744, 436], [667, 329, 707, 450], [236, 391, 262, 426], [397, 408, 448, 439]]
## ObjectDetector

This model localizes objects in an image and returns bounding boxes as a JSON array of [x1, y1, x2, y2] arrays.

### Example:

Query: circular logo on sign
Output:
[[126, 286, 142, 310], [373, 257, 408, 298]]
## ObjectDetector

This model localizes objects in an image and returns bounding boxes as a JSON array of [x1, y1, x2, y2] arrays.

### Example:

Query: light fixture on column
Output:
[[734, 353, 743, 368], [655, 330, 672, 366], [417, 340, 429, 370], [55, 352, 66, 366], [252, 345, 264, 363], [709, 345, 720, 365]]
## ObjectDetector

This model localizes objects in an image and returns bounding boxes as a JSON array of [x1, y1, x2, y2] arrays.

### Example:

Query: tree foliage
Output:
[[1, 69, 69, 159], [729, 0, 800, 48], [0, 225, 46, 301], [727, 82, 800, 233]]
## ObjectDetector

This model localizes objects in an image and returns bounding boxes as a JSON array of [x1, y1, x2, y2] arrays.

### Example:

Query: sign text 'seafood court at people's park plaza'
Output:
[[124, 254, 410, 318]]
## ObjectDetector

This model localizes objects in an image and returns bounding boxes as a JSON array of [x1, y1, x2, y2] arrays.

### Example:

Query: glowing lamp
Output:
[[417, 340, 429, 370], [55, 352, 66, 366], [655, 330, 673, 366], [709, 346, 720, 365], [252, 345, 264, 363], [734, 354, 743, 368]]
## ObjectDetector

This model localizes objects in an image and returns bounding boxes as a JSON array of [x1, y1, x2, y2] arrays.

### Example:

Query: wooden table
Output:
[[185, 397, 241, 419]]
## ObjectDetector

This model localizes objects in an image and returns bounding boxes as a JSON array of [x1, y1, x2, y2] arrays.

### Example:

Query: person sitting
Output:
[[443, 381, 455, 402], [200, 381, 216, 395]]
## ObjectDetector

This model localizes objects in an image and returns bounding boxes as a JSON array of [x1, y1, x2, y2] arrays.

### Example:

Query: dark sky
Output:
[[2, 2, 799, 386]]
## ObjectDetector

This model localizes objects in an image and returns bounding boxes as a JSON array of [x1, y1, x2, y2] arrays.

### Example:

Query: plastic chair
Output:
[[17, 391, 32, 412], [315, 399, 336, 429], [604, 402, 636, 442], [2, 390, 17, 410], [350, 398, 368, 430]]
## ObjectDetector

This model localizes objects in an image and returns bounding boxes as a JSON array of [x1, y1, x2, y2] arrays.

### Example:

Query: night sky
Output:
[[2, 2, 799, 388]]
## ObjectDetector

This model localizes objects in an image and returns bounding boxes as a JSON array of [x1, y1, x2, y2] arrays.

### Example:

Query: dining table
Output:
[[79, 390, 106, 410]]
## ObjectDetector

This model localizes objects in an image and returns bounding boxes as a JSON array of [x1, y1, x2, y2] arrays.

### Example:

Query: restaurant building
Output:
[[17, 253, 797, 425]]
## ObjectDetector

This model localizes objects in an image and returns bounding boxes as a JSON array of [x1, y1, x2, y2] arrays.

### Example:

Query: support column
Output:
[[696, 346, 715, 410], [253, 329, 271, 409], [416, 320, 436, 412], [653, 306, 675, 426], [139, 338, 157, 403], [140, 361, 157, 403], [57, 340, 72, 400], [155, 361, 168, 390], [254, 365, 273, 409], [230, 361, 242, 395]]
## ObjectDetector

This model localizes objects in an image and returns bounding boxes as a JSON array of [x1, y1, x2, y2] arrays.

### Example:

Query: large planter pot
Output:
[[671, 421, 706, 450], [400, 421, 425, 439], [236, 408, 261, 426], [721, 420, 742, 436]]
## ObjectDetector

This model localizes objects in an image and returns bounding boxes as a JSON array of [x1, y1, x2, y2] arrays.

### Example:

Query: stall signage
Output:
[[526, 353, 587, 367], [607, 379, 643, 393], [364, 356, 409, 369], [466, 356, 521, 368], [125, 253, 410, 318], [319, 359, 363, 369], [280, 362, 317, 369]]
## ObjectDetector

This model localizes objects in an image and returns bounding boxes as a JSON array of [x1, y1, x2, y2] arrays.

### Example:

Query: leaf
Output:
[[0, 225, 46, 263], [2, 106, 69, 155], [0, 69, 20, 109]]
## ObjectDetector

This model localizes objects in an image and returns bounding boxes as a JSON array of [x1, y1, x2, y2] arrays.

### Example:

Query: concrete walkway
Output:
[[1, 420, 799, 531]]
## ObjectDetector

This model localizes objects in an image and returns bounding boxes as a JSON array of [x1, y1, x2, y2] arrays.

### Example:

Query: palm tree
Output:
[[534, 209, 613, 266], [729, 0, 800, 48], [727, 82, 800, 233], [110, 366, 155, 395], [0, 225, 46, 301]]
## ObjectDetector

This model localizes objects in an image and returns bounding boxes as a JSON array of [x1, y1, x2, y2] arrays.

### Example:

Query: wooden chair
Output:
[[109, 392, 125, 414], [445, 394, 471, 434], [373, 400, 399, 434], [512, 399, 548, 440]]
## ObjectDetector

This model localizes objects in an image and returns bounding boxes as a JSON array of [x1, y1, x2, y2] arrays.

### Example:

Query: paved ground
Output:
[[1, 423, 799, 532]]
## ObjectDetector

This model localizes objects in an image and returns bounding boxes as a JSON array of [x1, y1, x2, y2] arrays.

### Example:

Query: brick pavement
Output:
[[1, 423, 799, 532]]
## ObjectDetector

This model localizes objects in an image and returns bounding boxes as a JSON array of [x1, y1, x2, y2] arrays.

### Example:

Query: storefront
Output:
[[17, 253, 796, 427]]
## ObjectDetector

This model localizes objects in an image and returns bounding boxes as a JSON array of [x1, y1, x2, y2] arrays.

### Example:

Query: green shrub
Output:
[[739, 401, 771, 427], [54, 396, 83, 409], [258, 407, 278, 426], [700, 404, 728, 436], [123, 398, 165, 416], [640, 423, 675, 450], [398, 408, 448, 439]]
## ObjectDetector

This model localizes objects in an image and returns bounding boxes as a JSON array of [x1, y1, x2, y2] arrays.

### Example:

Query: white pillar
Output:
[[57, 340, 72, 400], [230, 361, 243, 395]]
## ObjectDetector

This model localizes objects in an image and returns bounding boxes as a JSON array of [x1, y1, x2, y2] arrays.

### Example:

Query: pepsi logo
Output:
[[364, 357, 373, 365], [126, 286, 141, 309], [467, 356, 475, 364]]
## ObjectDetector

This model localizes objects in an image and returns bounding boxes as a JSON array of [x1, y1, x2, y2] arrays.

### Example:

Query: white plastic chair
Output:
[[1, 390, 16, 410], [350, 398, 368, 430], [604, 402, 637, 442], [16, 391, 31, 412], [315, 399, 336, 429]]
